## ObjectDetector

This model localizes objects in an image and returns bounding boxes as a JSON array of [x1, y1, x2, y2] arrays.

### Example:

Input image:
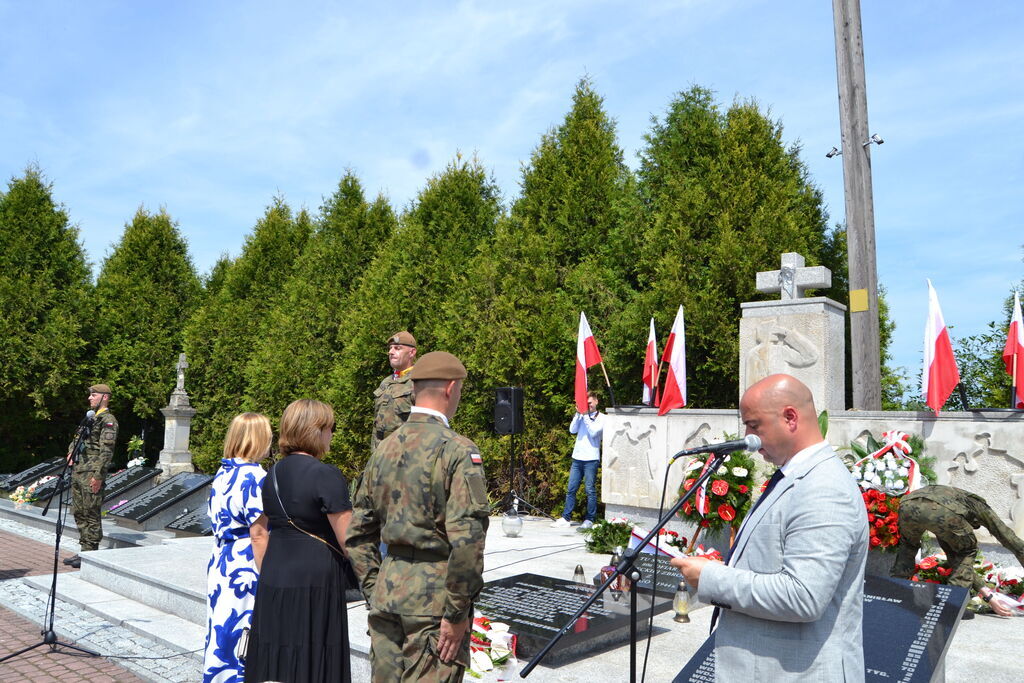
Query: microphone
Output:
[[82, 410, 96, 424], [669, 435, 762, 464]]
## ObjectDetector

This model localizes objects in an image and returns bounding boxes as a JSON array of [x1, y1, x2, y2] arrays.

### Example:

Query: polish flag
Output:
[[922, 280, 960, 414], [1002, 291, 1024, 409], [642, 318, 659, 406], [575, 312, 603, 413], [658, 306, 687, 416]]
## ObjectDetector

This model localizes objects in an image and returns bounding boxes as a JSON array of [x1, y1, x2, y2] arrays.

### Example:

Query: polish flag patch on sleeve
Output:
[[470, 452, 482, 464]]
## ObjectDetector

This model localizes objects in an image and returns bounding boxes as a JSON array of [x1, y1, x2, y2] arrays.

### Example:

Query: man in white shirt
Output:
[[552, 391, 605, 530]]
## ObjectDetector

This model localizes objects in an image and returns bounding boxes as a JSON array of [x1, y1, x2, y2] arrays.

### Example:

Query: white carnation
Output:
[[731, 467, 748, 477]]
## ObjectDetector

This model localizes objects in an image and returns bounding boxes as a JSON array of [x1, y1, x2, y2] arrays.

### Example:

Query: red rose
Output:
[[870, 536, 881, 547], [700, 520, 710, 528], [684, 478, 695, 491], [710, 480, 729, 496], [718, 504, 736, 522], [738, 485, 749, 494], [874, 519, 885, 528], [877, 503, 889, 514], [867, 513, 876, 523]]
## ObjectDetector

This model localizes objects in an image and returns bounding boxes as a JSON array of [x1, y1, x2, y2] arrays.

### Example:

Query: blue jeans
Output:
[[562, 459, 599, 522]]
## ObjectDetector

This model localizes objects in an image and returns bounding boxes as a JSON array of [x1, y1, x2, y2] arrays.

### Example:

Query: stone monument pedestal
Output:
[[157, 353, 196, 482], [739, 296, 847, 412]]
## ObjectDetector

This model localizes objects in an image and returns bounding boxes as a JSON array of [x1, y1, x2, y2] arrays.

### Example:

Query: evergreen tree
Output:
[[635, 87, 836, 408], [0, 168, 93, 469], [92, 207, 201, 464], [184, 199, 310, 471], [245, 173, 396, 416], [435, 79, 643, 512], [325, 156, 502, 479]]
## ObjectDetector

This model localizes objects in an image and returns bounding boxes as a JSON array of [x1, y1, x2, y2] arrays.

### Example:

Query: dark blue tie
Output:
[[710, 468, 785, 634]]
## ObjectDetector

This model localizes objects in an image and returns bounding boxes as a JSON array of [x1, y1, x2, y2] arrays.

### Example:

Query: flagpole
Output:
[[599, 360, 617, 407]]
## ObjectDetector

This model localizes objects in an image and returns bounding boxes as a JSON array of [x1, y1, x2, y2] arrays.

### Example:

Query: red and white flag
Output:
[[922, 280, 960, 414], [1002, 291, 1024, 409], [642, 317, 659, 406], [658, 306, 687, 416], [575, 312, 603, 413]]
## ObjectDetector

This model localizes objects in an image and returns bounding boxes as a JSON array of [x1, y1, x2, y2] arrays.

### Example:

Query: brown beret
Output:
[[409, 351, 467, 381], [386, 331, 417, 348], [89, 384, 112, 394]]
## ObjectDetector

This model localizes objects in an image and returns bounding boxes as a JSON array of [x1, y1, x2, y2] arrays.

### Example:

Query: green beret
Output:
[[387, 331, 417, 348], [409, 352, 467, 381], [89, 384, 112, 395]]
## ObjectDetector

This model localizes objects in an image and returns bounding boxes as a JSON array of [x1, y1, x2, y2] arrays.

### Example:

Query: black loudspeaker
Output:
[[494, 387, 524, 435]]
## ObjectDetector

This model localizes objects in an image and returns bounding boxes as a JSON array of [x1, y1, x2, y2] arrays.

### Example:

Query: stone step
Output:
[[77, 536, 212, 626], [21, 571, 205, 660]]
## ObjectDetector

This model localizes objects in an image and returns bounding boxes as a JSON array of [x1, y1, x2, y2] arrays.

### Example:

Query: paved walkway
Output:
[[0, 527, 177, 682]]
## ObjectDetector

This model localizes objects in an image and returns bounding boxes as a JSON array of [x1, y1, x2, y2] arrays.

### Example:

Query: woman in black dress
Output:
[[245, 399, 352, 682]]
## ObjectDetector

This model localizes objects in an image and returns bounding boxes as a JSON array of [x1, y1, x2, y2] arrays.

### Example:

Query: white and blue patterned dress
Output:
[[203, 458, 266, 683]]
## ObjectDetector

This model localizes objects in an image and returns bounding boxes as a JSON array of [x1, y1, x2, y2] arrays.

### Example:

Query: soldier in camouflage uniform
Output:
[[892, 485, 1024, 615], [63, 384, 119, 568], [371, 331, 417, 451], [348, 351, 489, 682]]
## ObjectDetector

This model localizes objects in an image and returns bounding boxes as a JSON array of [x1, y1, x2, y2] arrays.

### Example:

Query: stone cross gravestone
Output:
[[674, 574, 969, 682], [740, 252, 846, 411], [107, 471, 212, 531], [158, 353, 197, 480], [475, 572, 663, 664]]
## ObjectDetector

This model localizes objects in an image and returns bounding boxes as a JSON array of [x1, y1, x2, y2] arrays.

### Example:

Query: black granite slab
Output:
[[1, 458, 65, 492], [101, 466, 163, 513], [631, 552, 685, 597], [30, 471, 71, 505], [108, 472, 212, 531], [166, 506, 212, 536], [674, 574, 969, 682], [476, 572, 670, 664]]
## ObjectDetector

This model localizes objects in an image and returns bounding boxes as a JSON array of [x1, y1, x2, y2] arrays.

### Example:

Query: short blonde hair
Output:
[[222, 413, 273, 463], [278, 399, 334, 458]]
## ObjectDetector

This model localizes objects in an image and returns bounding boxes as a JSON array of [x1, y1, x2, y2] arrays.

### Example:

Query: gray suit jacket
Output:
[[697, 443, 868, 681]]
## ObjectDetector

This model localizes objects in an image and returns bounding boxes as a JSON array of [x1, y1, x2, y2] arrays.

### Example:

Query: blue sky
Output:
[[2, 1, 1022, 383]]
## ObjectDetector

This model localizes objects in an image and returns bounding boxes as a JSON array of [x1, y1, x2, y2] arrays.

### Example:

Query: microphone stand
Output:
[[1, 415, 100, 663], [520, 449, 732, 680]]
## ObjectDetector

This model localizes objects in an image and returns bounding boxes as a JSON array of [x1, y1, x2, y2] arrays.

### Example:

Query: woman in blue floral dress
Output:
[[203, 413, 272, 683]]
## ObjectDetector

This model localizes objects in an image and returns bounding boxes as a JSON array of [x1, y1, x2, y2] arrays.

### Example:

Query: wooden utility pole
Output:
[[833, 0, 881, 410]]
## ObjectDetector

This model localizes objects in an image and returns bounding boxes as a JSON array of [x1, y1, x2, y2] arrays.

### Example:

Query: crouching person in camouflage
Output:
[[891, 485, 1024, 617], [64, 384, 119, 569], [347, 351, 489, 682]]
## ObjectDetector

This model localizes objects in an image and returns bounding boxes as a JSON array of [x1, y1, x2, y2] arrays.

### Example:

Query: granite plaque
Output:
[[108, 472, 212, 531], [1, 458, 65, 492], [101, 466, 163, 514], [166, 506, 213, 537], [31, 471, 71, 505], [674, 574, 969, 682], [631, 552, 684, 597], [476, 572, 667, 663]]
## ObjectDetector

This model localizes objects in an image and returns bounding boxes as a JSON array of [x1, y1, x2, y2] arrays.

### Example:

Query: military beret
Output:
[[409, 351, 467, 381], [387, 331, 417, 348], [89, 384, 112, 394]]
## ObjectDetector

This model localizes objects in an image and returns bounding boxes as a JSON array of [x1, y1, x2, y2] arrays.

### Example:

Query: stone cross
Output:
[[755, 252, 831, 300], [175, 353, 188, 392]]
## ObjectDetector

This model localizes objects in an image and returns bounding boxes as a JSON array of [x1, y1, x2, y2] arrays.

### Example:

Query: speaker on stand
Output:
[[492, 387, 550, 519]]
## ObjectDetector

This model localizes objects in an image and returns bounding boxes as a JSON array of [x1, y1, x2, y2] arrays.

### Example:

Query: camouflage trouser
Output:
[[367, 609, 470, 683], [71, 474, 104, 551]]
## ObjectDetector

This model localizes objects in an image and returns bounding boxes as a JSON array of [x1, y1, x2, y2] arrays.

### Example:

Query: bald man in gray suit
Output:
[[673, 374, 868, 681]]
